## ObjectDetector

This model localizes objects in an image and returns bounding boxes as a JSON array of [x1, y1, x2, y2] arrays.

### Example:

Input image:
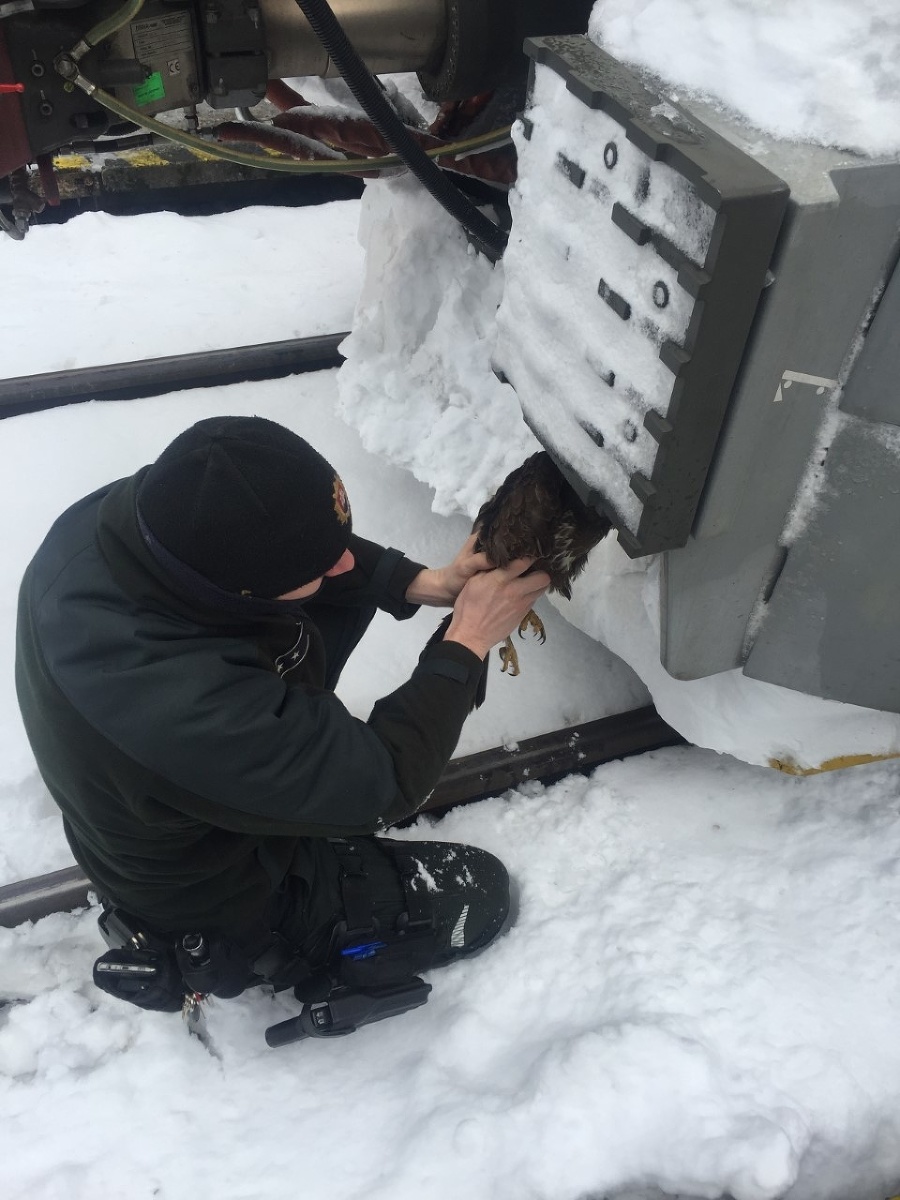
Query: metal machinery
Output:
[[0, 0, 590, 226], [493, 36, 900, 718], [3, 3, 900, 721]]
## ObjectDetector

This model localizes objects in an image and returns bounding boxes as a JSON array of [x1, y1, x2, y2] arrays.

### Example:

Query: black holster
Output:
[[93, 839, 438, 1039], [264, 840, 439, 1046], [93, 907, 252, 1012]]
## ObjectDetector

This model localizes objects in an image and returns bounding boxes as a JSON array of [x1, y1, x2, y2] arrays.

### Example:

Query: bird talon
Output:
[[518, 610, 546, 644], [499, 637, 521, 676]]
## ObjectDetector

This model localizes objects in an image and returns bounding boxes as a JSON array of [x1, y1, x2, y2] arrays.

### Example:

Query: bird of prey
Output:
[[473, 450, 612, 677]]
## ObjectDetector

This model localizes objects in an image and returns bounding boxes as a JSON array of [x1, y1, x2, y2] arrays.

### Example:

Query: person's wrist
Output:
[[406, 566, 452, 607], [430, 566, 451, 603], [442, 618, 490, 660]]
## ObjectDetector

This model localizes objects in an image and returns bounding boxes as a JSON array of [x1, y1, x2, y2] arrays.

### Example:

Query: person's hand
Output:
[[442, 558, 551, 660], [405, 534, 492, 607]]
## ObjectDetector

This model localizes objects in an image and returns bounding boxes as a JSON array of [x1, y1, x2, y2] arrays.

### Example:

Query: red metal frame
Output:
[[0, 27, 32, 178]]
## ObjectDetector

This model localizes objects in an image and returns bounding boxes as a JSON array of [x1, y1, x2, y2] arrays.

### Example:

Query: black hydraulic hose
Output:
[[293, 0, 509, 261]]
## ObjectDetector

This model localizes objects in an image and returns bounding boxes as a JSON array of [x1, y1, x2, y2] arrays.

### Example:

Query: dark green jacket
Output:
[[15, 470, 482, 946]]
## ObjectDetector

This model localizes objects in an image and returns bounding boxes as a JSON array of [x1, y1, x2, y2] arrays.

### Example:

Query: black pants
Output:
[[270, 599, 511, 973], [273, 835, 511, 973], [94, 601, 511, 1007]]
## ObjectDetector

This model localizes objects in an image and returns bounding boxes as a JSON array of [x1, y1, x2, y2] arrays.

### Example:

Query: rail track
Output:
[[0, 707, 682, 927], [0, 333, 348, 419]]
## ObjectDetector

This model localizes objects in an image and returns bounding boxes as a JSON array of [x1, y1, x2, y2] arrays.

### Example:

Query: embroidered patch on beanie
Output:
[[333, 475, 351, 526]]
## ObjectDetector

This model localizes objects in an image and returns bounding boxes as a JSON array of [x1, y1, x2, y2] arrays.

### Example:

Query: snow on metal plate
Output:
[[493, 34, 790, 557]]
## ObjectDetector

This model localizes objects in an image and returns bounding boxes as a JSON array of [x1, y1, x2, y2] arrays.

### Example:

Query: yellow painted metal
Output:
[[183, 146, 220, 163], [768, 752, 900, 776], [53, 154, 93, 170], [54, 142, 251, 175], [117, 148, 169, 168]]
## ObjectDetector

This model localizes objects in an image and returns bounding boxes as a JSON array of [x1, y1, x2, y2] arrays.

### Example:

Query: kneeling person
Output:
[[15, 416, 549, 1018]]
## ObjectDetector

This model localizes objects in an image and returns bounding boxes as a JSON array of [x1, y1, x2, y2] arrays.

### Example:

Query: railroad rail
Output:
[[0, 706, 682, 927], [0, 332, 349, 418]]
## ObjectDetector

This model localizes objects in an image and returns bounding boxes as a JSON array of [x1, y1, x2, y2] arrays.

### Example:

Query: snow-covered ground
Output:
[[0, 204, 366, 377], [3, 0, 900, 1195], [3, 203, 900, 1200], [5, 748, 900, 1200]]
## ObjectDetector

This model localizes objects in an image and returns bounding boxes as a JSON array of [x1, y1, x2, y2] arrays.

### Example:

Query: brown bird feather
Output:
[[473, 451, 611, 596], [426, 451, 611, 708], [473, 450, 612, 677]]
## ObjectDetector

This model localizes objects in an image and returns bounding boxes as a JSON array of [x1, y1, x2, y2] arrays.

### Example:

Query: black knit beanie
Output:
[[136, 416, 352, 597]]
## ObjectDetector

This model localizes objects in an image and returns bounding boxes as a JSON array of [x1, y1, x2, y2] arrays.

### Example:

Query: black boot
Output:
[[378, 838, 511, 965]]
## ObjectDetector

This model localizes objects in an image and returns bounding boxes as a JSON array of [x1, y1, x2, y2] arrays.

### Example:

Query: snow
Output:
[[3, 2, 900, 1193], [493, 65, 715, 533], [5, 745, 900, 1200], [0, 203, 365, 377], [338, 180, 542, 519], [589, 0, 900, 158]]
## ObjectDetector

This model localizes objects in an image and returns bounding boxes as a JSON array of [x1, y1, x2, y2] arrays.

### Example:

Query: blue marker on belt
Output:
[[340, 940, 387, 960]]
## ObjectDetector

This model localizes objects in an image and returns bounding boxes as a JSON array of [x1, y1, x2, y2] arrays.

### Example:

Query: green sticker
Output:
[[133, 71, 165, 106]]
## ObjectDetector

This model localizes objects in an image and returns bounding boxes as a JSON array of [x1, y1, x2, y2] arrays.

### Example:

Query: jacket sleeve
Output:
[[366, 638, 483, 826], [143, 636, 485, 837], [316, 535, 425, 620]]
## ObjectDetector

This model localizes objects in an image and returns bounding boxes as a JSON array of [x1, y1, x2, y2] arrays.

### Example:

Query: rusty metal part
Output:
[[429, 93, 495, 138], [216, 109, 517, 185], [0, 25, 31, 180], [0, 707, 683, 928], [265, 79, 310, 111], [35, 154, 60, 206], [9, 165, 45, 218], [28, 134, 361, 209], [274, 106, 516, 183], [275, 106, 410, 156], [215, 119, 368, 169], [1, 165, 44, 237]]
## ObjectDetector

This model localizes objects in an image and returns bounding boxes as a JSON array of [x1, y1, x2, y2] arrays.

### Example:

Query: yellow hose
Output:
[[58, 0, 512, 177], [69, 78, 513, 175], [69, 0, 147, 63], [83, 0, 146, 51]]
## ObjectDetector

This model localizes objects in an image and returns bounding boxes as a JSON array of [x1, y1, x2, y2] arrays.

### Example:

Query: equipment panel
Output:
[[494, 34, 789, 557]]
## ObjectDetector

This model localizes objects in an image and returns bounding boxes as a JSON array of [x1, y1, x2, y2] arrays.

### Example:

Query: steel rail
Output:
[[415, 704, 682, 817], [0, 705, 682, 928], [0, 332, 349, 419]]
